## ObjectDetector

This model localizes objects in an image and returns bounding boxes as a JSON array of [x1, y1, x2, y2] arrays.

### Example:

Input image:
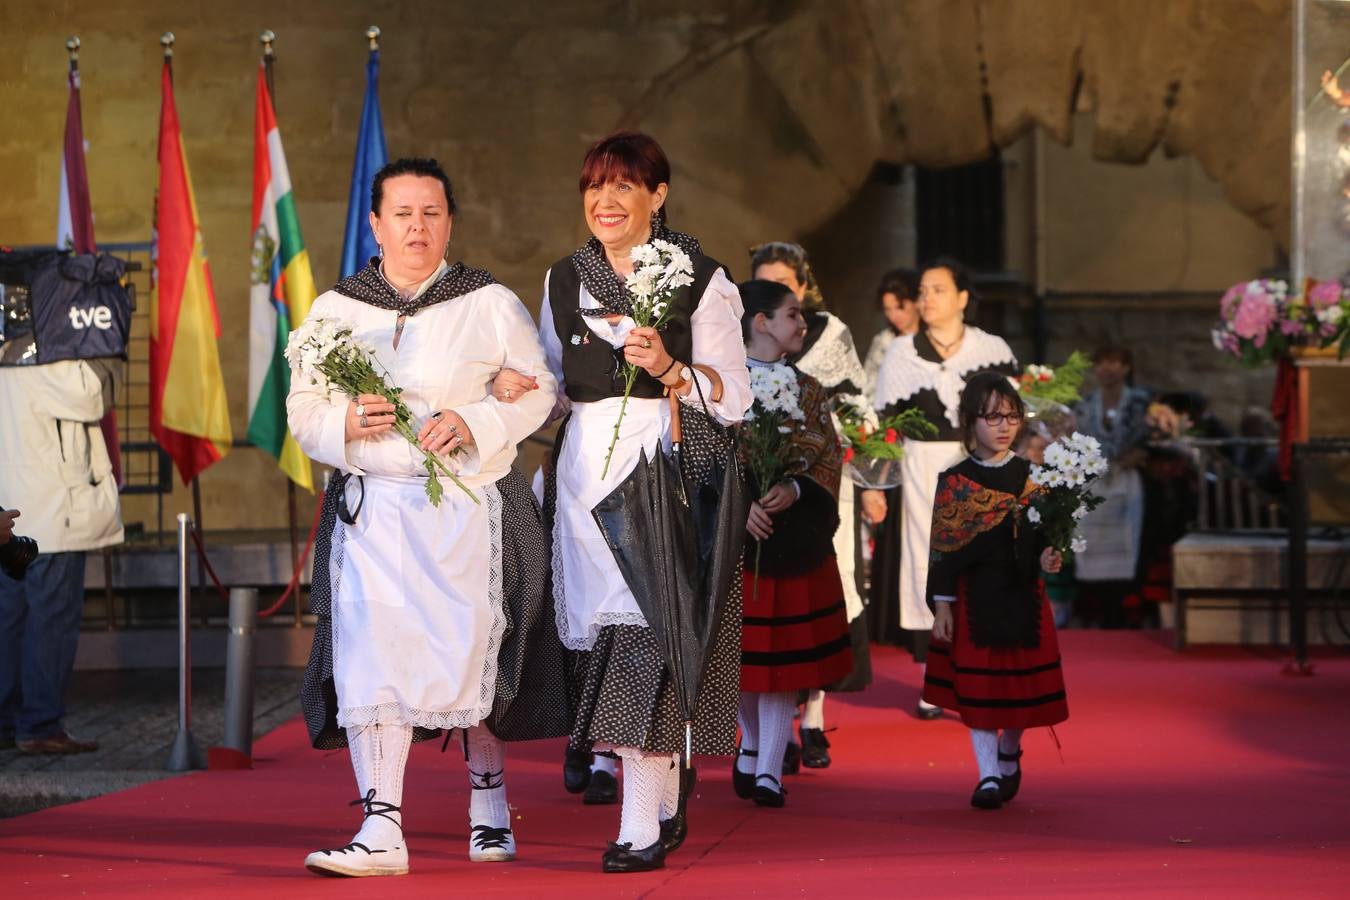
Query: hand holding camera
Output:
[[0, 508, 38, 580]]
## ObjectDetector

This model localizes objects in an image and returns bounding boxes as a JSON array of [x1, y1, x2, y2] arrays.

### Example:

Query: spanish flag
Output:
[[247, 61, 316, 491], [150, 57, 232, 484]]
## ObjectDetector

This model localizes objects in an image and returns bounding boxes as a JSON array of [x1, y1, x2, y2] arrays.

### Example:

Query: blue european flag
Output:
[[340, 49, 387, 278]]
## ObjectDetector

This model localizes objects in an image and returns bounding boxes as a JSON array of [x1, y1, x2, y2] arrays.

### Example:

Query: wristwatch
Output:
[[670, 365, 693, 393]]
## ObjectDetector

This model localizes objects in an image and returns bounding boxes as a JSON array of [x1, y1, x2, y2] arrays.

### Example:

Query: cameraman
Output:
[[0, 358, 123, 754]]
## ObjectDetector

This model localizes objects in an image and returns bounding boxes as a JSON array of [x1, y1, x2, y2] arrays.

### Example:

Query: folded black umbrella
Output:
[[593, 389, 746, 761]]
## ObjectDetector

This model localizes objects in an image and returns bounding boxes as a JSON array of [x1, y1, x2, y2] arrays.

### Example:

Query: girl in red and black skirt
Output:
[[923, 371, 1068, 810], [735, 279, 854, 808]]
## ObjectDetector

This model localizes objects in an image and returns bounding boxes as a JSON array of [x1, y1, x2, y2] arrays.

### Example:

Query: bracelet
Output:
[[655, 357, 679, 381]]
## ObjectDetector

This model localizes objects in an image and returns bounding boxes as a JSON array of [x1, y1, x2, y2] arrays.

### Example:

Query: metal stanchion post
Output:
[[166, 513, 205, 771], [222, 587, 257, 760]]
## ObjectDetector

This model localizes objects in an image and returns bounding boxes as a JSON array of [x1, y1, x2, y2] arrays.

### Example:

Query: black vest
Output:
[[547, 253, 726, 403]]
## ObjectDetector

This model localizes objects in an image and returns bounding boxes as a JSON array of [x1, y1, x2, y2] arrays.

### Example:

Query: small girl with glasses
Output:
[[921, 372, 1069, 809]]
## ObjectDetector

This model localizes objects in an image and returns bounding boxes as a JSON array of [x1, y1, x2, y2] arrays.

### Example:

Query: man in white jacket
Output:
[[0, 358, 123, 753]]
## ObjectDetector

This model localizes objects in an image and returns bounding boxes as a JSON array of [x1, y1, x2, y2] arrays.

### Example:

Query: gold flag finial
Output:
[[160, 32, 175, 58], [366, 25, 381, 51], [66, 36, 81, 63], [260, 30, 276, 57]]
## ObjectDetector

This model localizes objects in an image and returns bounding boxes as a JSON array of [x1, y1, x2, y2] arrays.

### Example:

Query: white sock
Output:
[[464, 725, 509, 829], [591, 753, 617, 776], [755, 692, 796, 791], [660, 752, 681, 820], [970, 729, 1000, 783], [736, 692, 759, 775], [614, 747, 666, 849], [346, 723, 411, 848], [802, 690, 826, 730], [998, 729, 1024, 777]]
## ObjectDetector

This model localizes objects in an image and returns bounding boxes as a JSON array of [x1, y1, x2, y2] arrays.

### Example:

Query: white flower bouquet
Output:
[[743, 362, 806, 591], [284, 317, 476, 507], [1026, 431, 1108, 555], [600, 239, 695, 478]]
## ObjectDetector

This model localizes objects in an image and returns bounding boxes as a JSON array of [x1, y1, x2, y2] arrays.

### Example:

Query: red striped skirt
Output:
[[922, 587, 1069, 730], [740, 557, 853, 693]]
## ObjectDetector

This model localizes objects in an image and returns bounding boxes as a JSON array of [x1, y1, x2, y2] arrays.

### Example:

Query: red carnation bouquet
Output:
[[835, 400, 935, 489]]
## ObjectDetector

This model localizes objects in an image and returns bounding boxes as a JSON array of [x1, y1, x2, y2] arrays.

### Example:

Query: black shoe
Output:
[[601, 839, 666, 873], [970, 776, 1003, 810], [659, 763, 696, 852], [732, 748, 758, 799], [997, 747, 1023, 802], [916, 702, 944, 721], [584, 769, 618, 805], [800, 727, 831, 769], [563, 747, 592, 794], [782, 740, 801, 775], [752, 774, 786, 808]]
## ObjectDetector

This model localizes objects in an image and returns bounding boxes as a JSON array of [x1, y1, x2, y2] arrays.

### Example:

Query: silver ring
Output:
[[359, 415, 369, 428], [431, 410, 443, 420], [505, 389, 512, 399], [355, 403, 366, 417], [447, 423, 457, 433]]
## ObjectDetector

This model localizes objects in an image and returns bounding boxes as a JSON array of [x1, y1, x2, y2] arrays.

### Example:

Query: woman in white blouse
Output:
[[288, 159, 559, 877], [498, 131, 750, 873]]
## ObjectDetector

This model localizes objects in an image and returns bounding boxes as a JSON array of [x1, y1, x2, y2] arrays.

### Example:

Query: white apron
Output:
[[1074, 467, 1144, 582], [331, 475, 506, 731], [899, 439, 967, 630]]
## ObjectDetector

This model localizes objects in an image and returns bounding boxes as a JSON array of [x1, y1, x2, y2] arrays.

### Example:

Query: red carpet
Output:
[[3, 632, 1348, 898]]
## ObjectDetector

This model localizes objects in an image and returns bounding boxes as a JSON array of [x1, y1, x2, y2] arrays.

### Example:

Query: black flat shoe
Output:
[[584, 769, 618, 805], [800, 727, 831, 769], [732, 748, 758, 799], [752, 774, 786, 808], [782, 740, 801, 775], [659, 813, 686, 852], [916, 702, 944, 721], [563, 747, 592, 794], [997, 747, 1023, 802], [659, 764, 696, 852], [970, 776, 1003, 810], [601, 839, 666, 873]]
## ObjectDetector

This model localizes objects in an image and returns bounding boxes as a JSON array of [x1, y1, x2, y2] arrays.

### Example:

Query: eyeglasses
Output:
[[980, 412, 1024, 426]]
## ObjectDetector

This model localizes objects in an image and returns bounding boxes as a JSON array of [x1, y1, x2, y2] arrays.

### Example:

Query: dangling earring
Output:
[[377, 242, 384, 259], [649, 210, 661, 233]]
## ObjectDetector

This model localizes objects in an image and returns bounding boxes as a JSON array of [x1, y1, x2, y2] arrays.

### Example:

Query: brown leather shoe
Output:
[[17, 732, 98, 754]]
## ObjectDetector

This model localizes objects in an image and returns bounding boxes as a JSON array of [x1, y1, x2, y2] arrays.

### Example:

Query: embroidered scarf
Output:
[[572, 221, 702, 318], [334, 257, 496, 316]]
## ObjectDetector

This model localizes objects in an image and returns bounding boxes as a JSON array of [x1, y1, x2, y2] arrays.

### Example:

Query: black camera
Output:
[[0, 509, 38, 581]]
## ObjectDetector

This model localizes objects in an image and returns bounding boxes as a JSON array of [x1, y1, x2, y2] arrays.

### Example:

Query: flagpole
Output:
[[261, 28, 303, 625], [260, 30, 276, 112]]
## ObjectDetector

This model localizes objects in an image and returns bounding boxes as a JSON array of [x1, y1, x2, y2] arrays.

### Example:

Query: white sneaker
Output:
[[305, 839, 410, 877], [469, 824, 516, 862]]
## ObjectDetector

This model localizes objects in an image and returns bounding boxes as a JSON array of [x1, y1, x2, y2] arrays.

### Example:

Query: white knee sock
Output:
[[660, 752, 682, 820], [970, 729, 1000, 783], [736, 692, 759, 775], [755, 692, 796, 791], [463, 725, 509, 829], [998, 728, 1024, 776], [591, 753, 617, 776], [802, 690, 826, 730], [347, 723, 412, 847], [613, 746, 667, 849]]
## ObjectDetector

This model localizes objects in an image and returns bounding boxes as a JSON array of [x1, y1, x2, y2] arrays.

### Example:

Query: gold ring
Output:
[[505, 389, 512, 399], [643, 338, 652, 349]]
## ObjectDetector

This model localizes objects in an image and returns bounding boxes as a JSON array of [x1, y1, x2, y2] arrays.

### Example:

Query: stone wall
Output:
[[0, 1, 1292, 531]]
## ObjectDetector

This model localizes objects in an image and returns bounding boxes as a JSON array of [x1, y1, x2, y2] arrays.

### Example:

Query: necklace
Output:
[[927, 325, 965, 353]]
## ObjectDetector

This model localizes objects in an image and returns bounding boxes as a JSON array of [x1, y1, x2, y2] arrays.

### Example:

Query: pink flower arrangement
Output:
[[1213, 278, 1350, 367]]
